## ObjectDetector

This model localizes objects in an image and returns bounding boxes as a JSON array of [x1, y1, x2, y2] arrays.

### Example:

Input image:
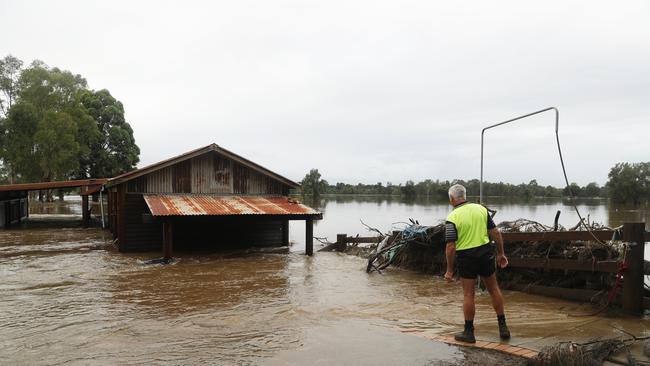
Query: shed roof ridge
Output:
[[107, 143, 299, 188]]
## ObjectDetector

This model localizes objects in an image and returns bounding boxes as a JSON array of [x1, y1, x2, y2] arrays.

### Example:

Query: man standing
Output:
[[444, 184, 510, 343]]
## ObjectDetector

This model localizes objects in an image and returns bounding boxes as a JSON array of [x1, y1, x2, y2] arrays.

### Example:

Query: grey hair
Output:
[[448, 184, 466, 200]]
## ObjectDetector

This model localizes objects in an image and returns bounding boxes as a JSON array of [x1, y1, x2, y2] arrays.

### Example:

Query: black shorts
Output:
[[456, 244, 496, 279]]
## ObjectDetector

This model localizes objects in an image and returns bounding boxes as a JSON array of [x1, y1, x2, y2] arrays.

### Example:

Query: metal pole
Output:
[[480, 107, 559, 204]]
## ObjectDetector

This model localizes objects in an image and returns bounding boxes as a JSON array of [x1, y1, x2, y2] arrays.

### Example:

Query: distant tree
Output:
[[34, 111, 79, 183], [544, 185, 561, 197], [18, 60, 87, 114], [0, 101, 40, 183], [300, 169, 328, 197], [563, 182, 583, 197], [78, 89, 139, 177], [0, 160, 7, 183], [0, 55, 140, 185], [401, 180, 416, 198], [0, 60, 89, 185], [583, 182, 602, 197], [462, 179, 479, 197], [65, 98, 102, 179], [415, 179, 430, 197], [528, 179, 545, 197], [0, 55, 23, 117], [298, 174, 614, 200], [606, 162, 650, 204]]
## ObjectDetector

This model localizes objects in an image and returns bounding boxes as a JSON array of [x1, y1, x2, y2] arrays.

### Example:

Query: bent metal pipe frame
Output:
[[480, 107, 559, 204]]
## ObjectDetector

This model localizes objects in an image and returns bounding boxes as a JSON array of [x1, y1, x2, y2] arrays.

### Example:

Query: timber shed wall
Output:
[[123, 194, 162, 251], [124, 152, 289, 195]]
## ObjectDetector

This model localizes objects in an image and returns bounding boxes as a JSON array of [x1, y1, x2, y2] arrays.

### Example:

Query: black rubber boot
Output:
[[454, 327, 476, 343], [498, 316, 510, 340]]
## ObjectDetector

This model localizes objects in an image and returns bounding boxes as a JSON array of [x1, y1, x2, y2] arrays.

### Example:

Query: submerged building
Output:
[[105, 144, 321, 257], [0, 180, 105, 228], [0, 190, 28, 228]]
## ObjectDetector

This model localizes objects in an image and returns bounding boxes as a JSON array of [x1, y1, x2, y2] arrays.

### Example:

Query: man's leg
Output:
[[482, 274, 510, 339], [481, 274, 504, 315], [461, 278, 477, 321], [454, 278, 477, 343]]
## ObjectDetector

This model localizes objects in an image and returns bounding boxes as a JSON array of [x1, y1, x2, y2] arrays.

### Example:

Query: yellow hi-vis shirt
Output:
[[446, 202, 490, 251]]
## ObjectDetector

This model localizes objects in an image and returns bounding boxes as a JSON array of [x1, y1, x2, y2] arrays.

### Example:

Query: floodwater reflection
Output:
[[109, 254, 291, 317]]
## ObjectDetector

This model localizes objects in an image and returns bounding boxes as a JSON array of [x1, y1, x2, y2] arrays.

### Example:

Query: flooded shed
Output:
[[106, 144, 321, 257], [0, 191, 28, 228], [0, 179, 106, 228]]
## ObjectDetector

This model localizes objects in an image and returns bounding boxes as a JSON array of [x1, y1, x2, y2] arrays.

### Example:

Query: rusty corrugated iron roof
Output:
[[143, 194, 321, 218]]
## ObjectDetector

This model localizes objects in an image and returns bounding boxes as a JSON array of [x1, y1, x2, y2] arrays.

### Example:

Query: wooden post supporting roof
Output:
[[82, 195, 90, 228], [305, 219, 313, 256], [163, 219, 173, 261], [282, 220, 289, 245], [4, 201, 9, 228], [621, 222, 645, 314], [117, 186, 126, 247]]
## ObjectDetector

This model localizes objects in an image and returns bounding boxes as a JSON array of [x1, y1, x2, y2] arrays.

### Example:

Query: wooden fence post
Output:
[[621, 222, 645, 314], [305, 219, 314, 256], [163, 219, 173, 261], [336, 234, 347, 252], [282, 220, 289, 245]]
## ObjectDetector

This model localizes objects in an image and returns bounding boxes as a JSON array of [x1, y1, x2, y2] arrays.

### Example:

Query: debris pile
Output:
[[496, 219, 623, 293], [387, 223, 446, 273], [529, 339, 624, 366], [332, 217, 649, 302]]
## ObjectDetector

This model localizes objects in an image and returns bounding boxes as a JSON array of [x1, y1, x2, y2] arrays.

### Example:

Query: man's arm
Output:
[[444, 221, 458, 281], [445, 242, 456, 281], [489, 227, 508, 268]]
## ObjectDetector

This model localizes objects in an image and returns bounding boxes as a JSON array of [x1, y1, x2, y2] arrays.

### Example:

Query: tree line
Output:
[[301, 163, 650, 205], [0, 55, 140, 200]]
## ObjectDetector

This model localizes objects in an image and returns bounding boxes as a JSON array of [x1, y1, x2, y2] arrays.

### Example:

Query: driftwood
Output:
[[530, 339, 625, 366]]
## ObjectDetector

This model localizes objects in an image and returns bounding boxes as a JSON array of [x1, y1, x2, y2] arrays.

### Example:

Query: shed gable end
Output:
[[125, 151, 290, 195]]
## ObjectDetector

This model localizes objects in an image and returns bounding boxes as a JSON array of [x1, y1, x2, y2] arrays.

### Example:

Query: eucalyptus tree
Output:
[[607, 162, 650, 204], [0, 55, 140, 190], [77, 89, 139, 178], [0, 55, 23, 117]]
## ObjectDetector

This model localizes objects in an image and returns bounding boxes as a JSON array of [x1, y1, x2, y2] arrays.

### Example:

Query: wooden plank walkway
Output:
[[397, 328, 539, 359]]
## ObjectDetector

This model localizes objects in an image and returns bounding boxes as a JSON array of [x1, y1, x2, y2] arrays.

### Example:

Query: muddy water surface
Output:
[[0, 226, 462, 365], [0, 197, 648, 365]]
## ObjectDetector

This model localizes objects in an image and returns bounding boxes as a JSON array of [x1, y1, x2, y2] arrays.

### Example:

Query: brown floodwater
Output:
[[0, 196, 648, 365]]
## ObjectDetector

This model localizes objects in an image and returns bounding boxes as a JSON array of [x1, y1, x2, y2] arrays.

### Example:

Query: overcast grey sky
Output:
[[2, 1, 648, 186]]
